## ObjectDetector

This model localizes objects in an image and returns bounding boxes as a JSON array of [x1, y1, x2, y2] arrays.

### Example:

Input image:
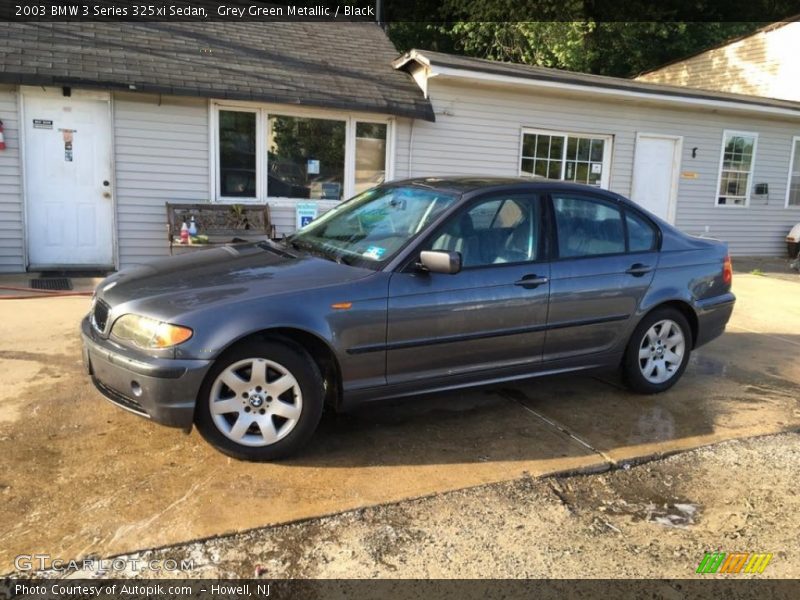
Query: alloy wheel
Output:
[[209, 357, 303, 447], [637, 319, 686, 385]]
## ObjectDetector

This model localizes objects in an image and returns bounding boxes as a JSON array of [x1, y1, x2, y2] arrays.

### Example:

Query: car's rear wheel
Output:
[[623, 308, 691, 394], [195, 340, 324, 461]]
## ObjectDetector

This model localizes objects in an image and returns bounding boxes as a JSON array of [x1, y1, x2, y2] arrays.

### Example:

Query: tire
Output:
[[623, 308, 692, 394], [194, 339, 324, 461]]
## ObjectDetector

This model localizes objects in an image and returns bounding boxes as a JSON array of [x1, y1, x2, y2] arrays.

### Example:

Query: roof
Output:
[[392, 176, 531, 193], [395, 49, 800, 116], [391, 176, 620, 196], [0, 22, 434, 121], [636, 18, 800, 78]]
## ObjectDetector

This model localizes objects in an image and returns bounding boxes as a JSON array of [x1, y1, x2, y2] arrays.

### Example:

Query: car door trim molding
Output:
[[347, 313, 630, 354]]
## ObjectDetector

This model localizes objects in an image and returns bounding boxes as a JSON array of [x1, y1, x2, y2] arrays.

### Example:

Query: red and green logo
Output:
[[696, 552, 773, 574]]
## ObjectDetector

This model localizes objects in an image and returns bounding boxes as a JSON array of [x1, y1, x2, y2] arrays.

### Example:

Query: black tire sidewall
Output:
[[623, 308, 692, 394], [194, 339, 324, 461]]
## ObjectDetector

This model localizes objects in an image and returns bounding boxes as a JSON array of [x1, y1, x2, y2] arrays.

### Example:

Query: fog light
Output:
[[131, 381, 142, 397]]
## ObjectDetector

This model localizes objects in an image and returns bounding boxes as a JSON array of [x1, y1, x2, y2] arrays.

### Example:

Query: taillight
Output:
[[723, 254, 733, 285]]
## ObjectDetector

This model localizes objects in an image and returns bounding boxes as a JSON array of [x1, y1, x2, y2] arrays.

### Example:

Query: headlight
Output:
[[111, 314, 193, 349]]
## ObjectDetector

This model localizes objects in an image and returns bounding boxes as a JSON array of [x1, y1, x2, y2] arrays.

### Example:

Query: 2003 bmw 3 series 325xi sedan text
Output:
[[81, 178, 735, 460]]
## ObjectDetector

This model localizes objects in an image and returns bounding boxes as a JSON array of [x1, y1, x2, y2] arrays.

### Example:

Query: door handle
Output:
[[626, 263, 653, 276], [514, 274, 549, 288]]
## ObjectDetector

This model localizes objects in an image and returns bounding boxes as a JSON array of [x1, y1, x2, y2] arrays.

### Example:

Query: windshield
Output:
[[287, 185, 458, 268]]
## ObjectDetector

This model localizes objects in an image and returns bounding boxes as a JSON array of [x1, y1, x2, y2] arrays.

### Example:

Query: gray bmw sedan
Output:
[[82, 178, 735, 460]]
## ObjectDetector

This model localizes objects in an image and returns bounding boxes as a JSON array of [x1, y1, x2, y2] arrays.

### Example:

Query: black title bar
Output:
[[2, 0, 800, 22], [3, 579, 800, 600]]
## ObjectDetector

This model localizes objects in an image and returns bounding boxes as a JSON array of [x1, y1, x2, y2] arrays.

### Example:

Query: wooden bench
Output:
[[166, 203, 276, 255]]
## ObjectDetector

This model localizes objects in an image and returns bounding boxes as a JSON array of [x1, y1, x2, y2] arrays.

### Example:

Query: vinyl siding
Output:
[[392, 117, 413, 180], [403, 77, 800, 255], [637, 23, 800, 103], [113, 93, 399, 266], [113, 92, 210, 266], [0, 85, 25, 272]]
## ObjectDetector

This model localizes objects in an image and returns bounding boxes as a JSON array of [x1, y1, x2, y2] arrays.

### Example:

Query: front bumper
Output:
[[694, 292, 736, 348], [81, 316, 212, 429]]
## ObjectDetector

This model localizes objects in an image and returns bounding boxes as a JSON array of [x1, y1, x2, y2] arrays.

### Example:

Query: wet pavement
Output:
[[1, 274, 799, 573]]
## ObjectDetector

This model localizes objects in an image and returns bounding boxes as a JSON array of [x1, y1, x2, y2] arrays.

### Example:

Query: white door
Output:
[[631, 134, 682, 223], [23, 88, 114, 268]]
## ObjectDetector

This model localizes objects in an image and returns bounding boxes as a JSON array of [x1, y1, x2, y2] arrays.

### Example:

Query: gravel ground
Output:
[[37, 432, 800, 579]]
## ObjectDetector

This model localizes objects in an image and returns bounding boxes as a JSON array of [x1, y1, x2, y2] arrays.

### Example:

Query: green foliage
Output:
[[388, 18, 764, 78]]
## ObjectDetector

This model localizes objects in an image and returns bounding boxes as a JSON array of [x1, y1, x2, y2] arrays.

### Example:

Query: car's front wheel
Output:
[[623, 308, 691, 394], [194, 339, 324, 461]]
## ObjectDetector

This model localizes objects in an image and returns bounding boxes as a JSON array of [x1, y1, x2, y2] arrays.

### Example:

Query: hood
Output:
[[98, 243, 373, 318]]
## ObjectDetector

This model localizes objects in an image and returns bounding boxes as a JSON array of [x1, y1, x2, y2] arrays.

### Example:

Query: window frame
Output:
[[210, 100, 394, 204], [715, 129, 759, 208], [784, 135, 800, 209], [518, 128, 614, 189], [214, 106, 262, 202]]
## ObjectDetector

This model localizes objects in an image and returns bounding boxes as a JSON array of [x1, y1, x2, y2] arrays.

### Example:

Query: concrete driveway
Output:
[[1, 274, 798, 573]]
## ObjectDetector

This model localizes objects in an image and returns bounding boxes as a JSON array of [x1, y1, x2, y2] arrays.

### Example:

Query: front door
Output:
[[386, 193, 550, 385], [23, 88, 114, 268], [631, 133, 682, 223]]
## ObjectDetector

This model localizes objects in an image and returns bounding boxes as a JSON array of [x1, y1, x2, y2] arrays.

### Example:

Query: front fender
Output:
[[173, 274, 391, 390]]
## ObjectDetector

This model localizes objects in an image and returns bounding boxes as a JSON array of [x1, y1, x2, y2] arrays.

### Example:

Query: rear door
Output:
[[386, 193, 550, 385], [544, 190, 659, 361]]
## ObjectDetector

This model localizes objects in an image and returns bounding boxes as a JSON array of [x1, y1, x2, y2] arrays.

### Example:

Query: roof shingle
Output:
[[0, 22, 434, 121]]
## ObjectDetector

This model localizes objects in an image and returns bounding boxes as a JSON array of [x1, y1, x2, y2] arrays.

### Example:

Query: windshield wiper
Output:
[[256, 240, 294, 258], [286, 238, 351, 265]]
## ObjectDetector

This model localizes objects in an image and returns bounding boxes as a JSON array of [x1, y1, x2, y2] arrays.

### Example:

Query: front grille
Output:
[[92, 299, 110, 332], [94, 379, 149, 418]]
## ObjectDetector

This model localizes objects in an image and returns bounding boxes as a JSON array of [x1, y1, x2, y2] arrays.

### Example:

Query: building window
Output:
[[214, 104, 392, 203], [717, 130, 757, 206], [520, 130, 611, 188], [786, 137, 800, 208], [219, 110, 257, 198], [355, 122, 388, 195], [268, 116, 346, 200]]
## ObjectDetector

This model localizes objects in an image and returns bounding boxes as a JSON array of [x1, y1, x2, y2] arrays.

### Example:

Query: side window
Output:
[[430, 196, 540, 267], [552, 194, 625, 258], [626, 211, 657, 252]]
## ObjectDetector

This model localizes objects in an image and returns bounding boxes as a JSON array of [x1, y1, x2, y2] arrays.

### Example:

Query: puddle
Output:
[[648, 502, 699, 528], [600, 498, 702, 529], [690, 354, 728, 376]]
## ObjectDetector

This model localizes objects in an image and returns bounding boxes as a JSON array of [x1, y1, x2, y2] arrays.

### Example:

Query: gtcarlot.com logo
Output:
[[696, 552, 773, 574], [14, 553, 194, 574]]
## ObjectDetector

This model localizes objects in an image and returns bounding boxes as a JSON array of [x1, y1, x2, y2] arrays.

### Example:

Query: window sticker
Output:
[[362, 245, 386, 260], [60, 128, 75, 162]]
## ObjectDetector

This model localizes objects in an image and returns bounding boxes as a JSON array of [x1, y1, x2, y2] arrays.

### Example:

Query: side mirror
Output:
[[418, 250, 462, 274]]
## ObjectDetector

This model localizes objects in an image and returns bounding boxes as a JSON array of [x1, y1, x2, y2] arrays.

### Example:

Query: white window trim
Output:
[[784, 135, 800, 209], [210, 100, 394, 204], [715, 129, 758, 208], [211, 105, 262, 203], [518, 127, 613, 189]]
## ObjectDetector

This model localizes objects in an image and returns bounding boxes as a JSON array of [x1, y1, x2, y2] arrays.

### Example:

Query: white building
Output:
[[1, 22, 800, 273]]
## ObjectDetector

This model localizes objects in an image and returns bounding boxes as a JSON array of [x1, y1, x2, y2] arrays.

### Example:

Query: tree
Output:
[[385, 0, 767, 78]]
